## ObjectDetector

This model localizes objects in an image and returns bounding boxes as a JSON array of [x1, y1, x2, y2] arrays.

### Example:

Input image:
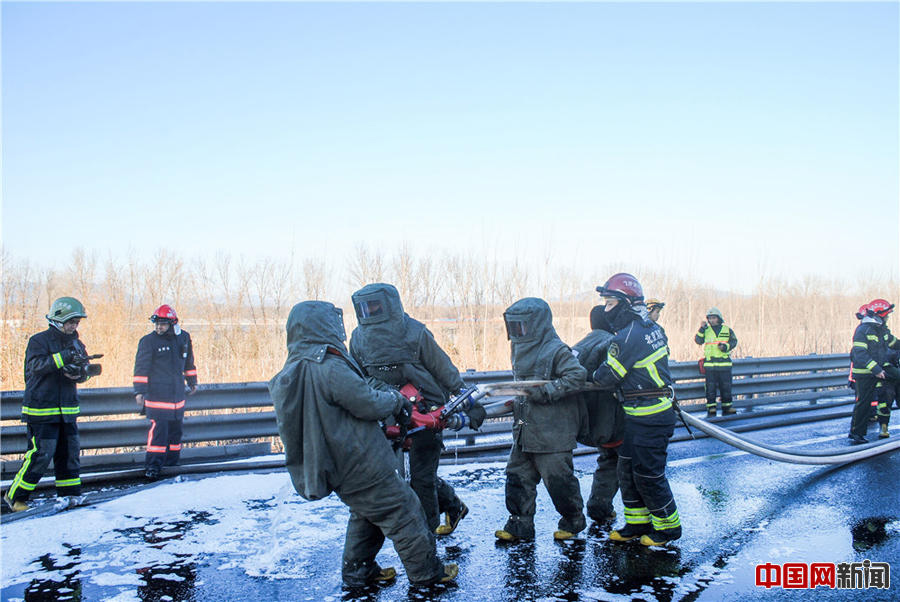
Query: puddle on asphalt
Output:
[[851, 515, 898, 552], [6, 510, 217, 602], [22, 544, 83, 602]]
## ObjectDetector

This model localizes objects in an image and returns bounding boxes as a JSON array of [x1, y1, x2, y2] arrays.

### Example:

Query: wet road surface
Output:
[[2, 414, 898, 601]]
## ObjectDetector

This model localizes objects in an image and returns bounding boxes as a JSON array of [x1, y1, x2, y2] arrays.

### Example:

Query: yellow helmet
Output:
[[646, 298, 665, 312]]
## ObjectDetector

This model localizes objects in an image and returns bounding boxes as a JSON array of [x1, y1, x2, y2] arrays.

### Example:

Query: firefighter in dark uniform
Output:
[[349, 283, 486, 537], [592, 273, 682, 546], [269, 301, 456, 586], [133, 305, 198, 479], [847, 304, 869, 393], [495, 297, 587, 542], [4, 297, 98, 512], [849, 299, 900, 443], [695, 307, 738, 417]]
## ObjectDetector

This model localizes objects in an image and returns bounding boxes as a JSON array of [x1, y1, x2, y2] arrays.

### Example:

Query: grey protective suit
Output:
[[349, 283, 484, 532], [268, 301, 443, 586], [501, 297, 587, 539], [572, 328, 625, 522]]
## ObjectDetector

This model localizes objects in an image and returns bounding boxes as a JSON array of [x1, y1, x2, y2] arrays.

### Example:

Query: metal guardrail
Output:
[[1, 354, 851, 475]]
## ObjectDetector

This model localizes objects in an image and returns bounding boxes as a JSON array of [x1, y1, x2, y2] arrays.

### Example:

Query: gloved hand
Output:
[[59, 347, 81, 366], [525, 386, 550, 405], [717, 343, 728, 352], [883, 364, 900, 381], [393, 391, 413, 428], [466, 403, 487, 430], [62, 360, 85, 380], [62, 364, 83, 380]]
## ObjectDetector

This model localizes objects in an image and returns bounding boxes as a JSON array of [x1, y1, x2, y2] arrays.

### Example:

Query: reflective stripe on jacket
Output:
[[21, 328, 88, 423], [594, 318, 674, 418], [850, 320, 889, 376], [696, 324, 736, 368]]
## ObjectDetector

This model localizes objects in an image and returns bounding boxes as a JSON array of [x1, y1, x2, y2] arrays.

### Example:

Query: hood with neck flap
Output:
[[277, 300, 355, 377], [351, 283, 423, 366], [505, 297, 567, 379]]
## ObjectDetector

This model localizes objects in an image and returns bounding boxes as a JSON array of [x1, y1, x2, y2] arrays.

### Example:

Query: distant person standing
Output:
[[4, 297, 98, 511], [849, 299, 900, 443], [694, 307, 737, 417], [646, 299, 668, 344], [133, 305, 198, 479]]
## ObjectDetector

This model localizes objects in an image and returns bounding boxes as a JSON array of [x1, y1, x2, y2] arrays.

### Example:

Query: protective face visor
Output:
[[353, 292, 390, 324], [503, 314, 531, 340]]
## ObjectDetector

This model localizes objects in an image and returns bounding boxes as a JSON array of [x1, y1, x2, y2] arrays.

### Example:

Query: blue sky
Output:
[[3, 1, 898, 292]]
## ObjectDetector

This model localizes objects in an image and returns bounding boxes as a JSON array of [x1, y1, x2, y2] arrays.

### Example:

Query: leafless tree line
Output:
[[2, 247, 896, 391]]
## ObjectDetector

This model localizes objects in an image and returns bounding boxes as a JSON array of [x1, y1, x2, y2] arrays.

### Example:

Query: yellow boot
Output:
[[375, 566, 396, 582], [435, 503, 468, 536], [494, 529, 519, 543], [879, 423, 890, 439], [439, 563, 458, 583], [3, 493, 29, 513]]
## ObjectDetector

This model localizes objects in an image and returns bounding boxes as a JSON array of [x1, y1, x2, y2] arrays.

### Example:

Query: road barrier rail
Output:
[[1, 354, 852, 478]]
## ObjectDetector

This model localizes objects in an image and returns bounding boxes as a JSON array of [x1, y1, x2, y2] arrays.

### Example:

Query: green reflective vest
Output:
[[703, 325, 732, 368]]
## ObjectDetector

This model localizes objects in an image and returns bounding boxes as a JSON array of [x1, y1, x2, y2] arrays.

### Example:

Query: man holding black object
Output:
[[4, 297, 99, 512]]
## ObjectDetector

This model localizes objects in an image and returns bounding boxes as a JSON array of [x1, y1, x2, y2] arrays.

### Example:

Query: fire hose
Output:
[[477, 381, 900, 465]]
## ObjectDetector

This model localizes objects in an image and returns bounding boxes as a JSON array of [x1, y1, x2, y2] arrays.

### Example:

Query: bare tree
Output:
[[347, 243, 386, 289]]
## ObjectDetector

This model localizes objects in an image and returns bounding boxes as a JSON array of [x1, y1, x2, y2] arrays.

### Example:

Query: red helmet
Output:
[[596, 273, 644, 305], [150, 304, 178, 324], [855, 303, 869, 320], [867, 299, 894, 319]]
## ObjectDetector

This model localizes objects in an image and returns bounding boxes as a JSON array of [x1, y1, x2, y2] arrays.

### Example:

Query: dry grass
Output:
[[2, 247, 897, 391]]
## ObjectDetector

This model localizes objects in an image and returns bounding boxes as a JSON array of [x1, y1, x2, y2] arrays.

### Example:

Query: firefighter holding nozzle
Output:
[[349, 283, 486, 537], [269, 301, 457, 587], [591, 273, 682, 546], [494, 297, 588, 542]]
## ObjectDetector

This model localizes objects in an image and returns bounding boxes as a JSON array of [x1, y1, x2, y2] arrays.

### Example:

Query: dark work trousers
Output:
[[704, 367, 733, 412], [146, 417, 184, 470], [503, 444, 586, 539], [7, 421, 81, 502], [617, 409, 681, 537], [338, 472, 444, 586], [408, 429, 462, 532], [850, 376, 880, 438], [877, 379, 897, 424], [586, 443, 620, 521]]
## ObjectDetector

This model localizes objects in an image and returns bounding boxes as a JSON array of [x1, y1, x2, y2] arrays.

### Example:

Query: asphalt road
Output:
[[2, 412, 898, 602]]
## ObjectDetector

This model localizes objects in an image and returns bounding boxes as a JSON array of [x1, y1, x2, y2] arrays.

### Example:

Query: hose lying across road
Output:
[[679, 410, 900, 464], [480, 381, 900, 465]]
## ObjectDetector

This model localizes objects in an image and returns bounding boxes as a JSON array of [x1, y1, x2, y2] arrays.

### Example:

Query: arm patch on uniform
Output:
[[608, 343, 620, 358]]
